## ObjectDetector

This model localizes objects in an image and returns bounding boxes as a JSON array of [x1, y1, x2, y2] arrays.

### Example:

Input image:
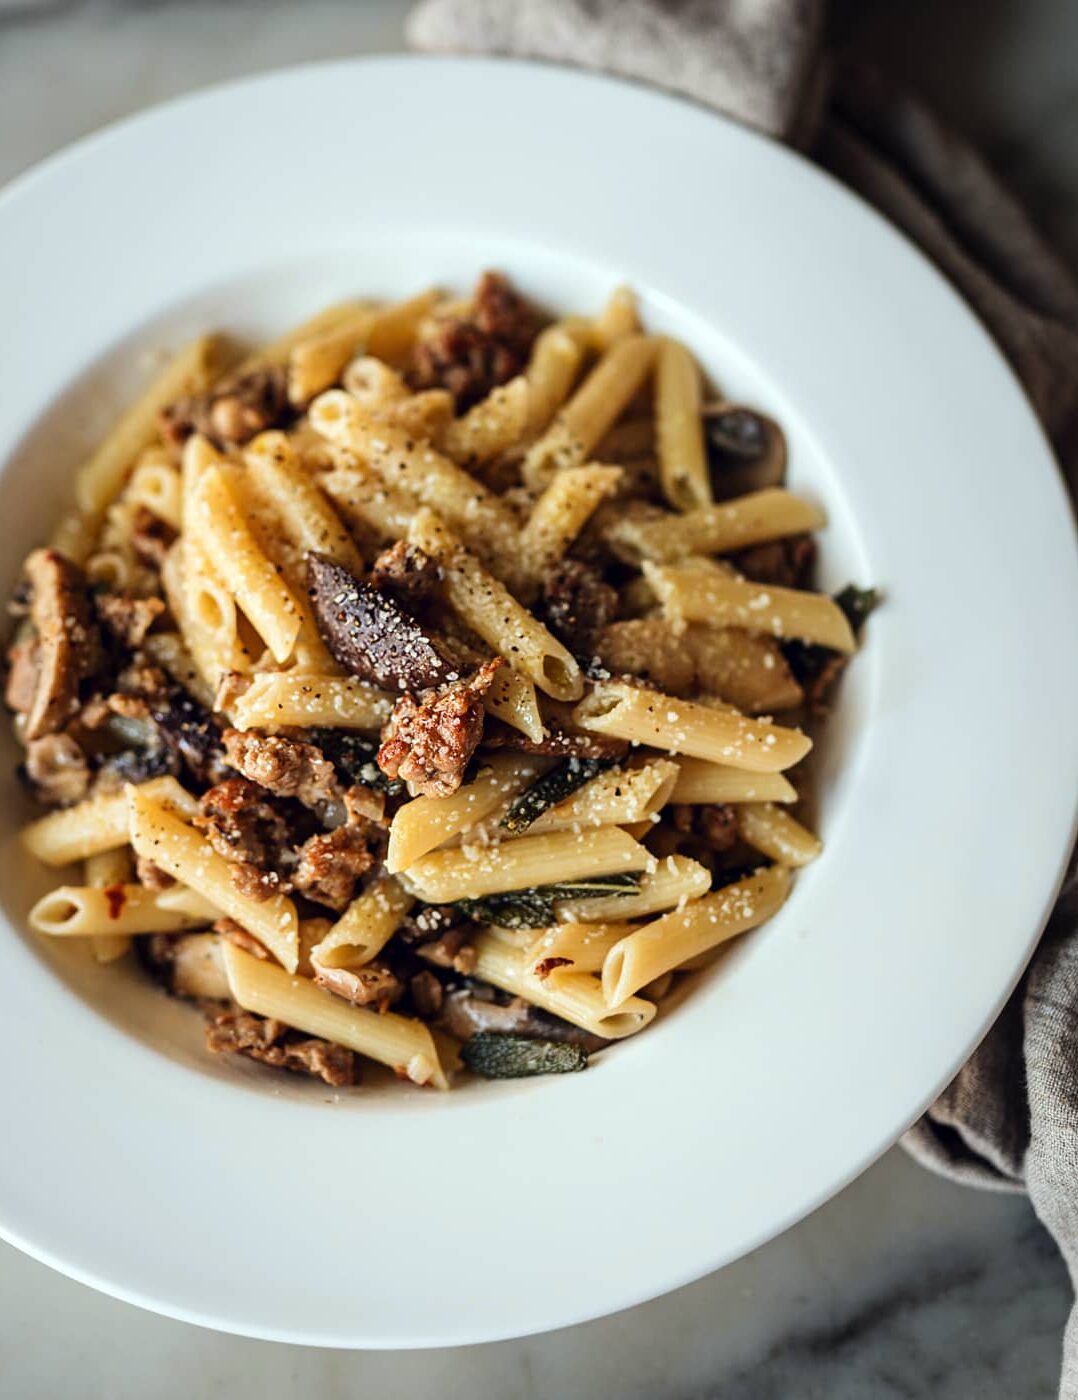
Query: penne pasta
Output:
[[655, 337, 712, 512], [308, 877, 414, 970], [669, 758, 798, 805], [85, 848, 135, 964], [407, 509, 583, 702], [286, 306, 377, 406], [388, 755, 549, 873], [518, 463, 623, 592], [522, 334, 658, 490], [29, 883, 208, 938], [606, 488, 826, 564], [556, 854, 711, 923], [440, 376, 529, 464], [229, 671, 393, 731], [525, 758, 678, 835], [221, 942, 448, 1088], [401, 826, 653, 904], [191, 464, 305, 664], [736, 802, 822, 867], [126, 787, 299, 973], [573, 681, 812, 772], [524, 921, 634, 980], [524, 325, 583, 436], [646, 561, 857, 652], [234, 301, 372, 375], [22, 776, 199, 867], [602, 865, 792, 1007], [244, 432, 365, 573]]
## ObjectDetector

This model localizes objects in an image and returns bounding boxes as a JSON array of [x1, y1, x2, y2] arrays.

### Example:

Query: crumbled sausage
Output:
[[483, 717, 629, 762], [195, 777, 290, 867], [291, 823, 375, 911], [540, 560, 619, 660], [408, 271, 541, 410], [671, 802, 738, 853], [222, 728, 341, 809], [159, 367, 290, 451], [95, 592, 166, 648], [130, 505, 177, 570], [369, 540, 443, 609], [204, 1008, 356, 1087], [376, 659, 500, 797]]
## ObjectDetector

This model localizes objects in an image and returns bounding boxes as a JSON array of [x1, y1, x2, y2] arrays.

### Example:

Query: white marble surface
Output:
[[1, 3, 1075, 1397]]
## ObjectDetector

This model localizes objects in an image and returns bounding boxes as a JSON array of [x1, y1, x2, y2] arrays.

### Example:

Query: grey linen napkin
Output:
[[409, 0, 1078, 1388]]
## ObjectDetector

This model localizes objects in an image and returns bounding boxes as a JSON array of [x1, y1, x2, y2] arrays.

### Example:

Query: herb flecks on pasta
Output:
[[7, 271, 877, 1090]]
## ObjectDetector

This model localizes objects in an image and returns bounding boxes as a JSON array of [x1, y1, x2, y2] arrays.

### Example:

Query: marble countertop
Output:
[[1, 3, 1075, 1396]]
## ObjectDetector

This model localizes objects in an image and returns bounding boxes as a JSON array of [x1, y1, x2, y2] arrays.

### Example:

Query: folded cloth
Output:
[[409, 1, 1078, 1390]]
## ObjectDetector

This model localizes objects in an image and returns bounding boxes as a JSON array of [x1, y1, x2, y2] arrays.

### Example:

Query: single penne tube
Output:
[[483, 666, 545, 743], [556, 853, 711, 922], [29, 884, 209, 938], [126, 787, 299, 973], [524, 325, 583, 435], [221, 942, 448, 1089], [602, 866, 791, 1007], [321, 466, 415, 547], [607, 489, 826, 563], [192, 465, 304, 663], [645, 562, 857, 652], [686, 625, 803, 715], [22, 775, 199, 866], [180, 534, 255, 679], [440, 376, 529, 464], [408, 509, 582, 702], [341, 355, 410, 406], [286, 306, 377, 406], [401, 826, 653, 904], [736, 802, 822, 867], [573, 681, 812, 772], [179, 432, 222, 528], [124, 452, 183, 530], [526, 758, 679, 834], [75, 335, 225, 520], [85, 848, 135, 964], [233, 300, 372, 375], [244, 432, 365, 573], [308, 878, 414, 969], [655, 337, 712, 512], [229, 671, 393, 731], [309, 391, 520, 574], [518, 463, 623, 592], [523, 921, 635, 979], [522, 334, 658, 490], [364, 288, 441, 364], [469, 932, 655, 1041], [387, 755, 550, 873], [591, 285, 641, 349], [669, 758, 798, 805]]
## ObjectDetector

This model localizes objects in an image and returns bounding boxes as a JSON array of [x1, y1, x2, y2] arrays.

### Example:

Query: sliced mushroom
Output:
[[307, 552, 457, 692], [702, 403, 787, 500], [17, 550, 101, 741]]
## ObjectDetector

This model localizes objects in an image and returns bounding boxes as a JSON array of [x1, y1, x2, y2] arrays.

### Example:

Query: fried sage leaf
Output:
[[454, 873, 641, 929], [306, 552, 456, 692], [460, 1033, 588, 1079], [500, 756, 616, 834], [306, 727, 405, 796], [833, 584, 882, 637]]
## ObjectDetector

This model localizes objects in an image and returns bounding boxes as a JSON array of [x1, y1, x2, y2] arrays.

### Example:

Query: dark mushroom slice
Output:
[[702, 403, 787, 500], [306, 552, 457, 692], [14, 549, 101, 741]]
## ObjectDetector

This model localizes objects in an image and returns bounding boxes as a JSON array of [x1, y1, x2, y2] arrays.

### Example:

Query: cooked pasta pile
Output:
[[7, 272, 876, 1088]]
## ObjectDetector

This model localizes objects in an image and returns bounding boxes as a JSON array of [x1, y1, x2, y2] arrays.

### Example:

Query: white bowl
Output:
[[0, 57, 1076, 1347]]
